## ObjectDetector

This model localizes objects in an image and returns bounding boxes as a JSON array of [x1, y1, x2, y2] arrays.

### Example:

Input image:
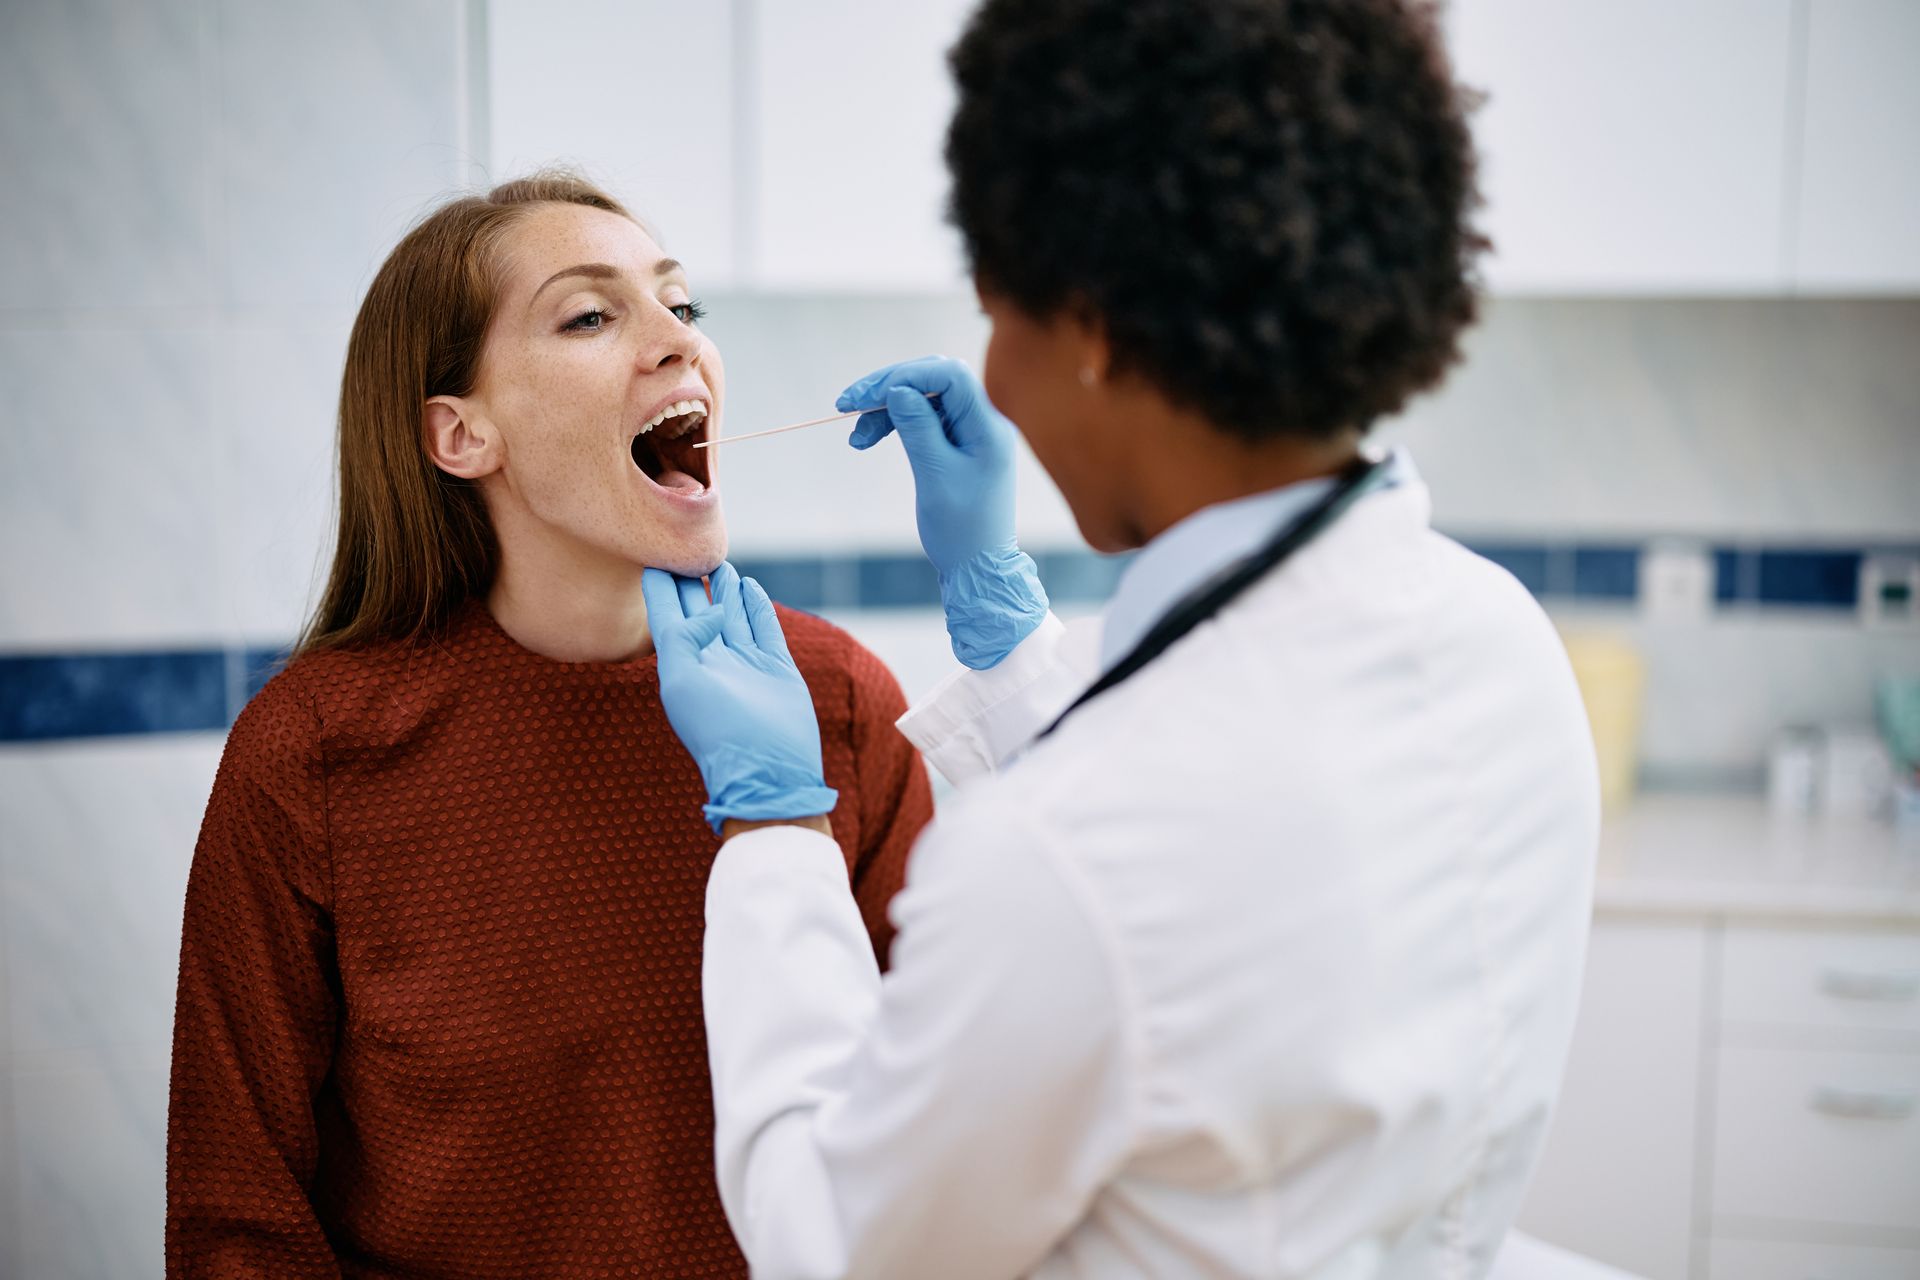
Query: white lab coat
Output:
[[702, 476, 1601, 1279]]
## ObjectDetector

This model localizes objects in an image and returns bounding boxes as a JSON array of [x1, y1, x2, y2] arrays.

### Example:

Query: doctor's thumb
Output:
[[885, 385, 956, 470]]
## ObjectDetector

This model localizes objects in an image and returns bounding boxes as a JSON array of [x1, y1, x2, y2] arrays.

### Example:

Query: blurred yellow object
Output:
[[1559, 631, 1646, 811]]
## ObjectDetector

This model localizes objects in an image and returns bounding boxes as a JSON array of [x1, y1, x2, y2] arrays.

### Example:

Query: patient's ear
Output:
[[423, 396, 501, 479]]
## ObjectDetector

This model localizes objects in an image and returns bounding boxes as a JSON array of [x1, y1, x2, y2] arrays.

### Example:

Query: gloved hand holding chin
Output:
[[837, 356, 1049, 669], [642, 562, 839, 836]]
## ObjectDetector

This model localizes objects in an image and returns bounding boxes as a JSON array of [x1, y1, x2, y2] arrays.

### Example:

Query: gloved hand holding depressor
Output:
[[837, 356, 1049, 669], [642, 562, 839, 837]]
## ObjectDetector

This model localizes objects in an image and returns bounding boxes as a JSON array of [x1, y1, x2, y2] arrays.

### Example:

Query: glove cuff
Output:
[[703, 783, 840, 838], [938, 545, 1051, 670], [697, 741, 838, 836]]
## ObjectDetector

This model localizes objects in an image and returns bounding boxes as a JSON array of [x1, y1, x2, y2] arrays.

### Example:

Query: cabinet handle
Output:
[[1809, 1086, 1916, 1120], [1818, 967, 1919, 1001]]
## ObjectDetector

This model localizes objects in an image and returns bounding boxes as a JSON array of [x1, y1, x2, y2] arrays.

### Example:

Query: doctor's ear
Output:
[[423, 396, 501, 480], [1064, 299, 1113, 390]]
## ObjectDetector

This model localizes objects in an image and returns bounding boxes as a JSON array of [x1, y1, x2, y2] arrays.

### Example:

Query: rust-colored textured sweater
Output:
[[166, 599, 933, 1278]]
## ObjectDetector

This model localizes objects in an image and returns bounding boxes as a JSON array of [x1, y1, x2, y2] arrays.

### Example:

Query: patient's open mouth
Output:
[[630, 398, 711, 492]]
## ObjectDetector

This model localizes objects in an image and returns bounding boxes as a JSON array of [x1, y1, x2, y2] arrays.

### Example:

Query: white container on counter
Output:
[[1822, 726, 1895, 821], [1768, 727, 1821, 817]]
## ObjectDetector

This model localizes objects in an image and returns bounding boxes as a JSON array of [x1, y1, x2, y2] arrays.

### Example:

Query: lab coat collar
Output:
[[1098, 445, 1420, 673]]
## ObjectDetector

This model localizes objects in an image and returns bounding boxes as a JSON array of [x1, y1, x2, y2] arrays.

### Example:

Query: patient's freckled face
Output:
[[467, 203, 728, 576]]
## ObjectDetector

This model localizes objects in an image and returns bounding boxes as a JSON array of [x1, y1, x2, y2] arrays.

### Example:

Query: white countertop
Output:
[[1594, 793, 1920, 925]]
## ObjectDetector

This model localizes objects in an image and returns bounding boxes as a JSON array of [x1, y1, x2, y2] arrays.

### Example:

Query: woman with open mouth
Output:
[[163, 170, 933, 1278]]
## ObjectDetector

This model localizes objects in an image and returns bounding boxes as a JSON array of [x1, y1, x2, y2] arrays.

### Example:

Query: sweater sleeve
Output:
[[167, 673, 343, 1278], [842, 641, 934, 972]]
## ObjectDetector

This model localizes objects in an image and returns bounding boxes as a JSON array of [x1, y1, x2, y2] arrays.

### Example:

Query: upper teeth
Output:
[[639, 399, 708, 435]]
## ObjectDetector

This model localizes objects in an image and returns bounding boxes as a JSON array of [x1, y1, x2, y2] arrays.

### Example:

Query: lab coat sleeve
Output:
[[703, 805, 1136, 1280], [894, 612, 1101, 784]]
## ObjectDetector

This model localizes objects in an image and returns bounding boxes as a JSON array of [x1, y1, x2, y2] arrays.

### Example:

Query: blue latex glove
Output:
[[837, 355, 1049, 669], [642, 562, 839, 836]]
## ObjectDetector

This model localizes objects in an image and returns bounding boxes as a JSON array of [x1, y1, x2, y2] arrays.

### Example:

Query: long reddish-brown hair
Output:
[[298, 170, 634, 654]]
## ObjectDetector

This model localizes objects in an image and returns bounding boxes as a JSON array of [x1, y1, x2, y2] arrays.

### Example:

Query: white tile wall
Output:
[[0, 0, 213, 312], [0, 328, 223, 648], [0, 737, 222, 1278], [11, 1062, 170, 1280], [488, 0, 740, 285], [698, 292, 1086, 554], [214, 0, 466, 309], [1553, 606, 1920, 782], [0, 1, 468, 1273], [0, 738, 222, 1066], [0, 850, 16, 1280], [211, 318, 353, 643]]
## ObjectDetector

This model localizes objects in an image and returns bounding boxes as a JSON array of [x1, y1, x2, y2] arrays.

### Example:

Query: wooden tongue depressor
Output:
[[693, 392, 940, 449]]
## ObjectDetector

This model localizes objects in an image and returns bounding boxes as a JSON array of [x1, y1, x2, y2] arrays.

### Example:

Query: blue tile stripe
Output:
[[0, 650, 230, 741], [2, 541, 1912, 742]]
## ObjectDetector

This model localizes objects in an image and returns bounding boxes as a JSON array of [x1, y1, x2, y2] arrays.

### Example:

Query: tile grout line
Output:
[[1778, 0, 1812, 290], [1687, 920, 1723, 1280], [730, 0, 761, 285], [460, 0, 491, 187]]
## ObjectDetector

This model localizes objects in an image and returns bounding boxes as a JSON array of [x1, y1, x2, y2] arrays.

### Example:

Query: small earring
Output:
[[1078, 366, 1098, 389]]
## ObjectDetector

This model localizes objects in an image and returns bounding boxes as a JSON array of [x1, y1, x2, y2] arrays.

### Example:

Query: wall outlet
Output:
[[1639, 541, 1713, 621], [1859, 555, 1920, 628]]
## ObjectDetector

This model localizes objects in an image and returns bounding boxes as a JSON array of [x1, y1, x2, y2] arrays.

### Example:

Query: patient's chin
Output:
[[642, 528, 728, 578]]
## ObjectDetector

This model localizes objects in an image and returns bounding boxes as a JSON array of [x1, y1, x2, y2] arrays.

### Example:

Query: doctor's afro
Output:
[[945, 0, 1486, 442]]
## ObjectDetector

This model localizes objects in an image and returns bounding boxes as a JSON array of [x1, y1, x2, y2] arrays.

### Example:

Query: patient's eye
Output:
[[562, 307, 613, 333], [669, 299, 708, 325]]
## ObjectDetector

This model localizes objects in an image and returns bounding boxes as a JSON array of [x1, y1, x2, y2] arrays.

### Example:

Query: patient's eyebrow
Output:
[[532, 262, 620, 306], [530, 258, 686, 306]]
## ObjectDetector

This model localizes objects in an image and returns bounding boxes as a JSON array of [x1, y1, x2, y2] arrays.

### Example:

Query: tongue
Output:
[[654, 468, 705, 493]]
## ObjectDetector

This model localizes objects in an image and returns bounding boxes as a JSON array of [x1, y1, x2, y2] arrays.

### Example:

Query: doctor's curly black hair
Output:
[[945, 0, 1486, 442]]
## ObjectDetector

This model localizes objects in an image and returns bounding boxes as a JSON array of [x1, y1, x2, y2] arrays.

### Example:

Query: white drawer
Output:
[[1713, 1043, 1920, 1232], [1708, 1237, 1920, 1279], [1722, 925, 1920, 1034]]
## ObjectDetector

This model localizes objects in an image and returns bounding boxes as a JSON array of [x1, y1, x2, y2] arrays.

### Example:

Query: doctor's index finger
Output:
[[740, 576, 795, 665], [835, 355, 971, 413], [709, 562, 756, 651], [677, 572, 711, 620], [643, 568, 729, 661]]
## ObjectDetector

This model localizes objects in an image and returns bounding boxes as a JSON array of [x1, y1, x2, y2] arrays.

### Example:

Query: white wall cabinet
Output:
[[747, 0, 975, 291], [1791, 0, 1920, 292], [1446, 0, 1796, 295], [486, 1, 1920, 296]]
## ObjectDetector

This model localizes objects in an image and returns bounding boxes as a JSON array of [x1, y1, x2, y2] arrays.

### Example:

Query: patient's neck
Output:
[[484, 510, 654, 664]]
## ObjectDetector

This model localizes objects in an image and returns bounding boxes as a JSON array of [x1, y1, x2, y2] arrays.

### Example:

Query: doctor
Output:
[[643, 0, 1600, 1276]]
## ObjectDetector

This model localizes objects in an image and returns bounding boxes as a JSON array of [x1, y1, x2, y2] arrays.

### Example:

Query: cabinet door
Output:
[[1720, 925, 1920, 1036], [749, 0, 976, 291], [488, 1, 740, 286], [1713, 1043, 1920, 1234], [1791, 0, 1920, 291], [1517, 920, 1709, 1280], [1446, 0, 1794, 294], [1709, 1238, 1920, 1279]]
